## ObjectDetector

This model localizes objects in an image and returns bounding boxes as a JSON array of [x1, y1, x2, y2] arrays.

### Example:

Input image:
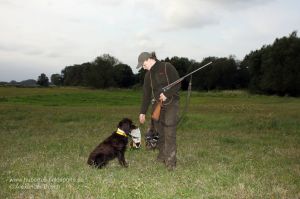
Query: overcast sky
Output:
[[0, 0, 299, 82]]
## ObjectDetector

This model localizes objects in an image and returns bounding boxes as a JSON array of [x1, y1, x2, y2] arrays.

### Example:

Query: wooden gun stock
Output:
[[152, 100, 162, 121]]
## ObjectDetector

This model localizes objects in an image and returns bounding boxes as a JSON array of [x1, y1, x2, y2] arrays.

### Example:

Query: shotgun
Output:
[[151, 61, 212, 121], [151, 100, 162, 121]]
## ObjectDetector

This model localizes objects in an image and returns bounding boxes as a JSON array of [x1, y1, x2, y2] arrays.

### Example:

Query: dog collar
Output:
[[116, 128, 128, 137]]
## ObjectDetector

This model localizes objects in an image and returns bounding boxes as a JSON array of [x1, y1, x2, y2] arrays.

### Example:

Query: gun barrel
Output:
[[162, 77, 184, 92], [162, 61, 212, 92]]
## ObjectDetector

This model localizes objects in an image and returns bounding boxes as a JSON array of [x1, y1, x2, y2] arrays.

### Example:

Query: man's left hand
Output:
[[159, 93, 167, 101]]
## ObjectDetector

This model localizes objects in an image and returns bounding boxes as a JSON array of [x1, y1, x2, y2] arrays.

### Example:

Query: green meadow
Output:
[[0, 87, 299, 199]]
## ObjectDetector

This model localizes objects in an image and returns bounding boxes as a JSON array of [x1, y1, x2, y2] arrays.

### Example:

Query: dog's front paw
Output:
[[123, 162, 128, 168]]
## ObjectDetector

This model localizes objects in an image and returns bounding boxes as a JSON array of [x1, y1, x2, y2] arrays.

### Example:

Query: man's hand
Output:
[[159, 93, 167, 101], [139, 114, 146, 124]]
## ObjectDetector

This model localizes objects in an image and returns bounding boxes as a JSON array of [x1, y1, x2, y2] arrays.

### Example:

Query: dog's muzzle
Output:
[[130, 128, 141, 149]]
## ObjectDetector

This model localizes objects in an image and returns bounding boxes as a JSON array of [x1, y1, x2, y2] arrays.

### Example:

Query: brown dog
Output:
[[87, 118, 136, 168]]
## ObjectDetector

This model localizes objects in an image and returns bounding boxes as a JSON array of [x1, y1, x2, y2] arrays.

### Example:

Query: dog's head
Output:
[[118, 118, 136, 135]]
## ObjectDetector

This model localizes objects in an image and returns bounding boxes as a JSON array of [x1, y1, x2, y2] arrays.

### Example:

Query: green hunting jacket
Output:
[[140, 60, 180, 114]]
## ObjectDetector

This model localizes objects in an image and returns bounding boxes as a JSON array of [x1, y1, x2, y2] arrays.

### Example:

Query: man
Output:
[[137, 52, 180, 171]]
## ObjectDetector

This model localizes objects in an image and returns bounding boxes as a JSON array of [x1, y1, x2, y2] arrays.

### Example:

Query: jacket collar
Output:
[[150, 60, 160, 72]]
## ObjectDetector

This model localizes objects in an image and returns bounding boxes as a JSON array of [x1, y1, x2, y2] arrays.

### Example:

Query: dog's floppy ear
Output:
[[118, 118, 132, 128]]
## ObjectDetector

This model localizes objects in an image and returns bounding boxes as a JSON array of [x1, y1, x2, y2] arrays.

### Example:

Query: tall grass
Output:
[[0, 87, 299, 198]]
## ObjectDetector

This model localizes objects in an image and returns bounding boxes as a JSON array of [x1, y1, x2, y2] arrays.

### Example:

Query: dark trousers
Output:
[[153, 100, 179, 167]]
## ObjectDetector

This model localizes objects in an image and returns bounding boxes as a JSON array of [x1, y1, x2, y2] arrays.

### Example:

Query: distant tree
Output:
[[244, 31, 300, 96], [136, 68, 147, 86], [243, 48, 266, 93], [61, 54, 121, 88], [113, 64, 135, 88], [188, 57, 240, 90], [81, 62, 93, 86], [85, 54, 118, 88], [37, 73, 49, 87], [51, 74, 63, 86], [189, 57, 217, 90], [61, 64, 86, 86], [100, 54, 120, 66], [9, 80, 19, 85], [216, 57, 239, 89], [20, 79, 37, 87], [236, 59, 250, 89], [261, 31, 300, 96]]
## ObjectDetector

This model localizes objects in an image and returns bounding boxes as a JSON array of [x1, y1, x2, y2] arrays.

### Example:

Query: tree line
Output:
[[45, 31, 299, 96], [241, 31, 300, 96]]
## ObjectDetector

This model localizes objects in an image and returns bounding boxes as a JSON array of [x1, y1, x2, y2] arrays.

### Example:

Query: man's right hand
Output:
[[139, 114, 146, 124]]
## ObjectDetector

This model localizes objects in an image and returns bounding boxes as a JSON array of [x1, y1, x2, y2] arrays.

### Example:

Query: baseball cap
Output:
[[136, 52, 151, 69]]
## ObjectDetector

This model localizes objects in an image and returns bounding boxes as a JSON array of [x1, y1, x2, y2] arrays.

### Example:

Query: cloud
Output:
[[82, 0, 124, 6], [47, 52, 62, 58], [0, 42, 44, 56], [132, 0, 275, 31], [132, 0, 218, 31], [207, 0, 274, 9], [135, 31, 164, 50], [160, 1, 219, 31]]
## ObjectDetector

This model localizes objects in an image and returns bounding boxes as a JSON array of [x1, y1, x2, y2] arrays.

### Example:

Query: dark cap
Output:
[[136, 52, 151, 69]]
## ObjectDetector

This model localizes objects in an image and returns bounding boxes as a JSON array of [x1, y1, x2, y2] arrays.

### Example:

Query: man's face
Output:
[[142, 58, 153, 70]]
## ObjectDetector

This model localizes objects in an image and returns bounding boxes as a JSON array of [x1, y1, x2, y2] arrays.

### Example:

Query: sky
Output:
[[0, 0, 299, 82]]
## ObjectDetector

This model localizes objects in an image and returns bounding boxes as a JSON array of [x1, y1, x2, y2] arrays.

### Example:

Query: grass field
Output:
[[0, 87, 299, 199]]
